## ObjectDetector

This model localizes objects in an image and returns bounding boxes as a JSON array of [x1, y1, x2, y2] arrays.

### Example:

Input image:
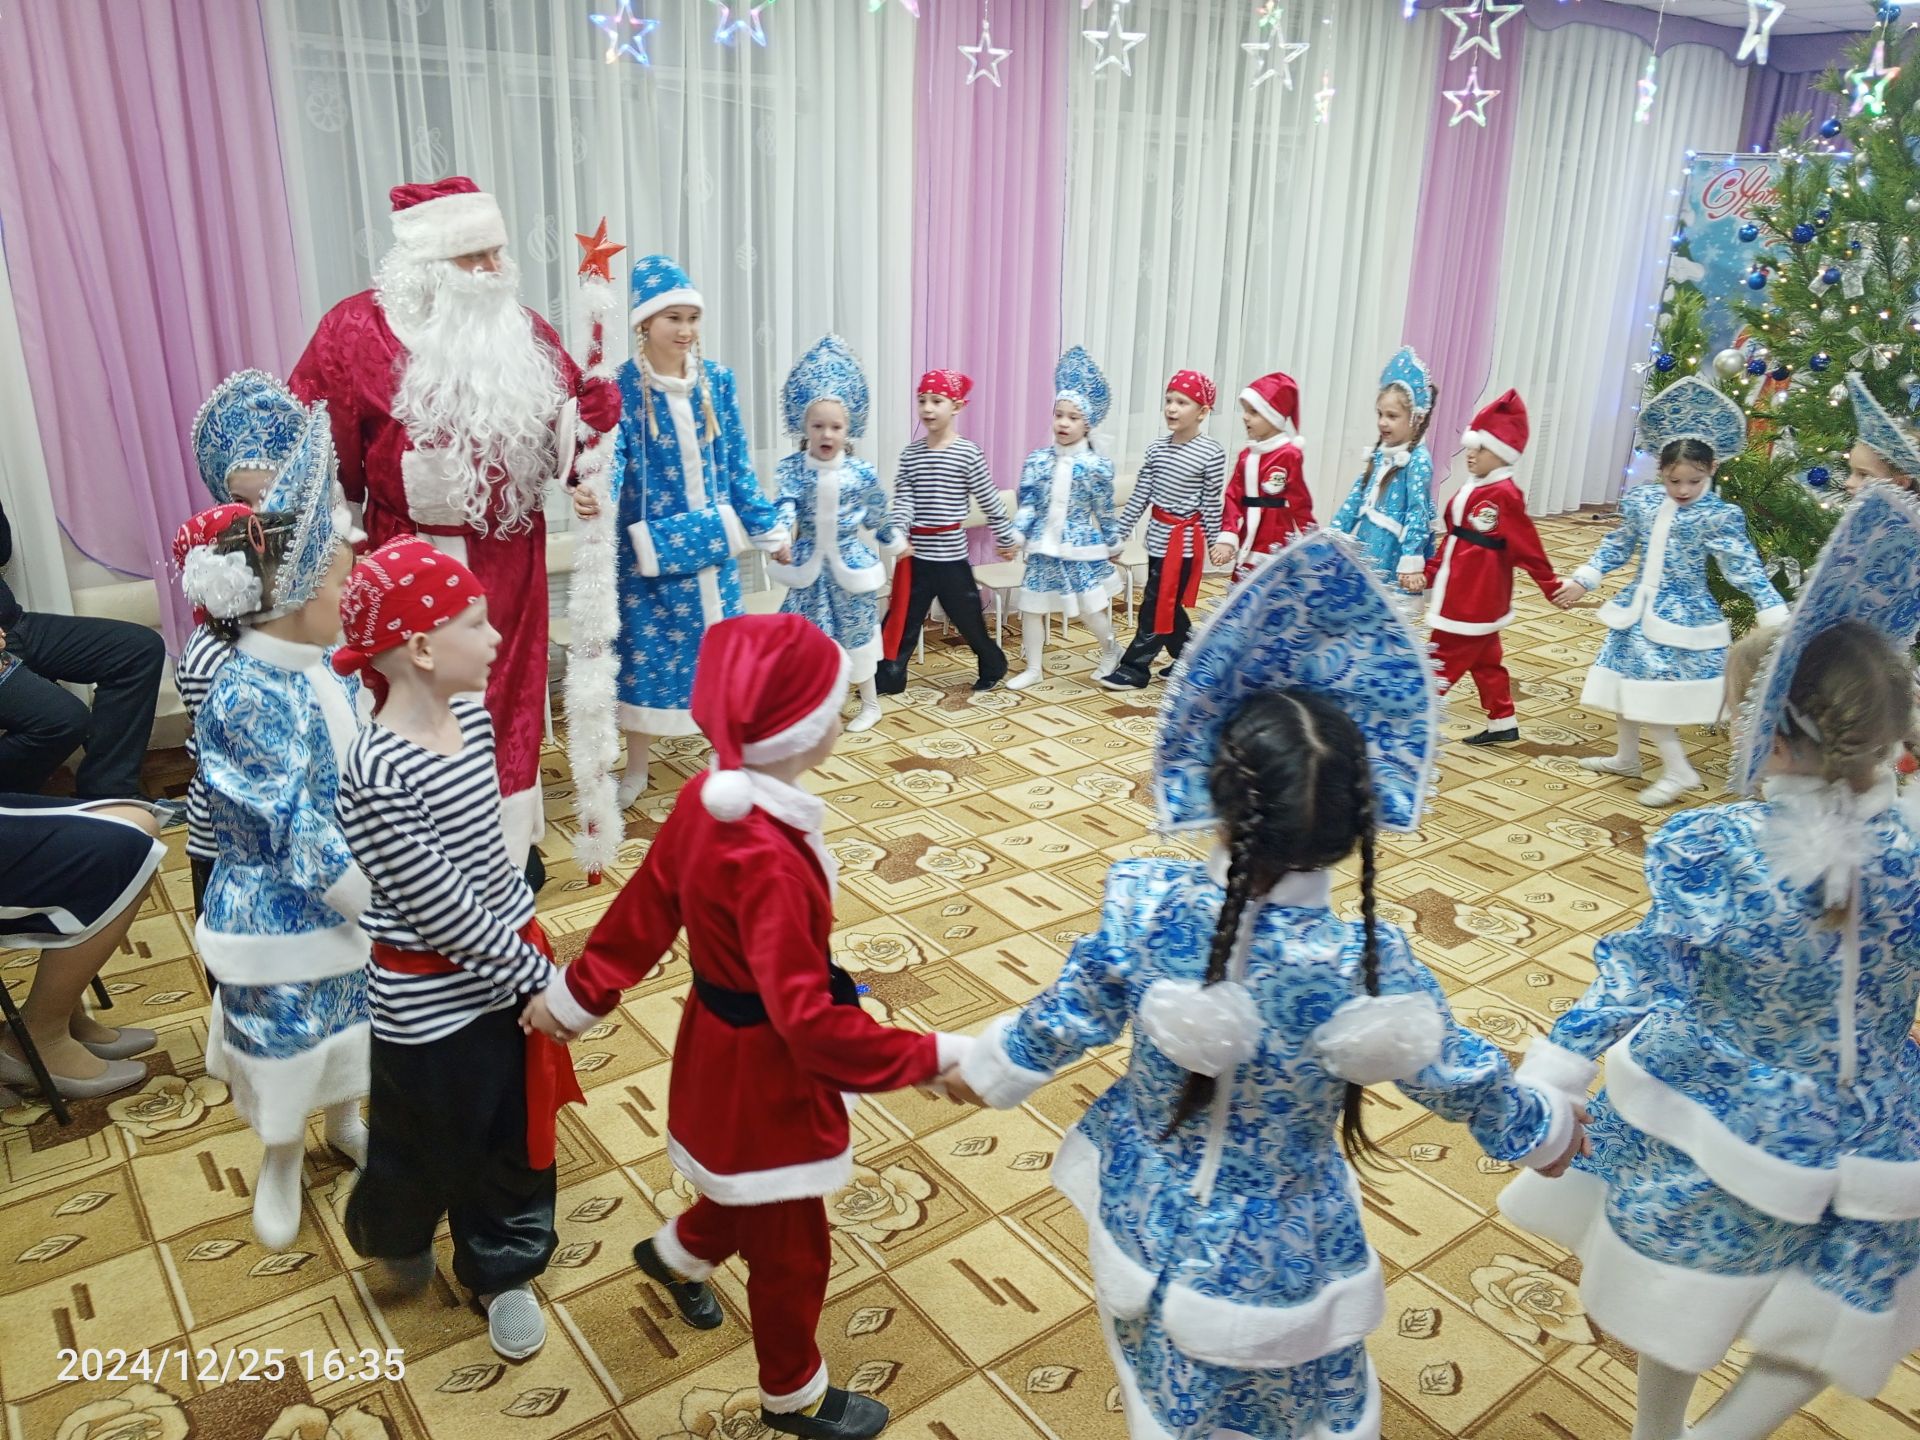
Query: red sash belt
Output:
[[1151, 507, 1206, 633], [880, 524, 964, 656], [372, 918, 585, 1170]]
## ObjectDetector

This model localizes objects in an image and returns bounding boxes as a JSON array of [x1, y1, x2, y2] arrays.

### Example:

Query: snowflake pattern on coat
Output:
[[771, 451, 899, 670], [1013, 446, 1121, 611], [1331, 446, 1436, 581]]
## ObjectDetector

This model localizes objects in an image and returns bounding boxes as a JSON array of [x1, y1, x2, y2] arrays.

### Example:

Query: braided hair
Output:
[[1781, 619, 1914, 787], [1164, 689, 1387, 1164]]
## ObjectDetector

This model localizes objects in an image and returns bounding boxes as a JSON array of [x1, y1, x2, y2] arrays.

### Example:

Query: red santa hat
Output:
[[389, 176, 508, 262], [1168, 370, 1217, 410], [918, 369, 973, 405], [1239, 372, 1300, 437], [1462, 389, 1529, 466], [692, 614, 852, 822], [332, 536, 486, 707]]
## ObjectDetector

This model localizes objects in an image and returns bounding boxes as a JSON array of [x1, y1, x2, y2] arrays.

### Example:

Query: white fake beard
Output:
[[379, 251, 563, 534]]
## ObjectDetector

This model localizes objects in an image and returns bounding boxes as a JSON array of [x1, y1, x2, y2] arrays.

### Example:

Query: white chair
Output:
[[970, 559, 1026, 645]]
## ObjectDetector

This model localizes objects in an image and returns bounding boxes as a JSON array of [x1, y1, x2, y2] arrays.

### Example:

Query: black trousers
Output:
[[1110, 555, 1199, 682], [346, 1006, 557, 1296], [0, 611, 165, 799], [875, 557, 1005, 694]]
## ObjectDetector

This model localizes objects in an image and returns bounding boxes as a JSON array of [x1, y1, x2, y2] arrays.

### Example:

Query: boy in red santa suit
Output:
[[1214, 371, 1315, 583], [289, 176, 621, 881], [1425, 389, 1576, 744], [524, 613, 972, 1440]]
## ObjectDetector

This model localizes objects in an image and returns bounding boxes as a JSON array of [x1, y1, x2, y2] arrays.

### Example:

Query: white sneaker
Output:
[[617, 765, 650, 810], [485, 1286, 547, 1360], [1005, 667, 1044, 692], [847, 703, 883, 734], [1578, 755, 1643, 778], [1096, 640, 1123, 675], [1637, 773, 1702, 808], [252, 1146, 304, 1251]]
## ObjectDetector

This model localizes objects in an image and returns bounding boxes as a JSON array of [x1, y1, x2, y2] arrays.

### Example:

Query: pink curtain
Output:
[[911, 0, 1071, 561], [0, 0, 306, 648]]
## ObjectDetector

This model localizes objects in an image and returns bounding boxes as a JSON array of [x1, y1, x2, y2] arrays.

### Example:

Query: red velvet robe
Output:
[[288, 292, 582, 817], [1220, 442, 1314, 581], [1424, 471, 1560, 635]]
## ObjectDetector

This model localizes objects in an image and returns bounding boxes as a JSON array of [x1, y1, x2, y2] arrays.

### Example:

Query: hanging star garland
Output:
[[1440, 0, 1523, 62], [1084, 2, 1146, 76], [1444, 62, 1500, 127], [1848, 40, 1900, 116], [711, 1, 768, 48], [1735, 0, 1785, 66], [960, 4, 1010, 87], [1314, 70, 1336, 124], [589, 0, 661, 66], [1635, 53, 1660, 124], [1245, 6, 1310, 92], [575, 218, 625, 281]]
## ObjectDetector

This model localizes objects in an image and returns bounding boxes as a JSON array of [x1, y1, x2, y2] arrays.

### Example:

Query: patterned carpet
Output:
[[3, 515, 1915, 1440]]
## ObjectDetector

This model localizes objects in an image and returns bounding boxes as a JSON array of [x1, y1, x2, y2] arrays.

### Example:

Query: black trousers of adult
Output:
[[875, 557, 1005, 694], [1109, 554, 1199, 683], [345, 1006, 557, 1297], [0, 611, 165, 799]]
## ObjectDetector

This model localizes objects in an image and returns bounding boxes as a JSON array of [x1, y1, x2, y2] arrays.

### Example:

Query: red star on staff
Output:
[[575, 218, 625, 280]]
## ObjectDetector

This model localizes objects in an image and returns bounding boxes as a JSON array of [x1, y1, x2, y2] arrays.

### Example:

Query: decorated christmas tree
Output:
[[1642, 8, 1920, 629]]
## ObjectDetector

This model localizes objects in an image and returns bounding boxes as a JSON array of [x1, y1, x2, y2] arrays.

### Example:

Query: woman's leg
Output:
[[1646, 724, 1700, 789], [1687, 1357, 1825, 1440], [1007, 618, 1047, 691], [1581, 718, 1645, 775], [1631, 1355, 1698, 1440], [618, 731, 652, 809], [847, 679, 882, 734]]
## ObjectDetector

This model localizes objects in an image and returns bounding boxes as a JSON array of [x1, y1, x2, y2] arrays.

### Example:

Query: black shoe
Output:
[[971, 668, 1005, 692], [1155, 660, 1181, 679], [633, 1239, 725, 1330], [763, 1389, 890, 1439], [523, 849, 547, 893], [873, 662, 907, 697], [1463, 726, 1520, 746], [1096, 665, 1150, 691]]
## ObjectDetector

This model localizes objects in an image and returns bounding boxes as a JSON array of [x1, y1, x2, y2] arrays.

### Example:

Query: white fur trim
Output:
[[1139, 979, 1264, 1079], [702, 768, 755, 821], [1461, 428, 1521, 465], [319, 864, 372, 924], [1162, 1252, 1386, 1369], [205, 993, 368, 1146], [1394, 553, 1425, 576], [1515, 1035, 1599, 1099], [546, 970, 603, 1036], [1513, 1082, 1578, 1172], [391, 190, 507, 260], [181, 548, 262, 619], [1571, 563, 1603, 591], [737, 648, 854, 765], [1429, 610, 1513, 636], [194, 917, 369, 987], [631, 286, 704, 329], [1500, 1166, 1920, 1396], [934, 1033, 971, 1073], [1754, 602, 1791, 630], [667, 1133, 853, 1206], [760, 1360, 830, 1415], [1309, 991, 1444, 1085], [1606, 1037, 1920, 1222], [1237, 387, 1298, 437], [1482, 716, 1519, 734], [498, 783, 543, 871], [627, 519, 663, 579], [618, 702, 701, 737], [716, 503, 749, 557], [653, 1215, 717, 1283], [1579, 666, 1728, 726], [961, 1014, 1055, 1109], [1053, 1129, 1158, 1318]]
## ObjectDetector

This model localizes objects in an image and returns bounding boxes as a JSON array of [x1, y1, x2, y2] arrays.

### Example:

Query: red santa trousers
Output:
[[1433, 630, 1515, 723], [664, 1194, 832, 1410]]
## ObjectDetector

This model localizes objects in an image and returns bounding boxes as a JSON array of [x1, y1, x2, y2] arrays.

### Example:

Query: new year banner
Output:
[[1663, 152, 1786, 358]]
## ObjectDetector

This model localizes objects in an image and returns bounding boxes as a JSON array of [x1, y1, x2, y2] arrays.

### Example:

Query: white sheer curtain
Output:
[[261, 0, 919, 511], [1481, 27, 1745, 515], [0, 256, 70, 613], [1063, 0, 1439, 514]]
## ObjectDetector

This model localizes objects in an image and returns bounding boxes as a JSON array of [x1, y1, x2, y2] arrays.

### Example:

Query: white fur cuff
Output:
[[544, 970, 604, 1036], [1516, 1036, 1599, 1099], [959, 1015, 1054, 1109], [1396, 554, 1427, 575], [1515, 1082, 1578, 1172]]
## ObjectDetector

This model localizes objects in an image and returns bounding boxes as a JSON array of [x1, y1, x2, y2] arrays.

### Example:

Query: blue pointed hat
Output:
[[1848, 371, 1920, 480], [629, 254, 704, 328], [1732, 483, 1920, 795], [190, 370, 309, 503], [1053, 346, 1111, 430], [1637, 375, 1748, 464], [1154, 529, 1440, 833], [260, 405, 345, 617], [781, 335, 871, 439], [1379, 347, 1435, 417]]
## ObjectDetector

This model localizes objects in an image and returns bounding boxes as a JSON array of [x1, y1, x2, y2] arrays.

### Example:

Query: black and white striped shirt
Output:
[[1118, 435, 1228, 558], [337, 699, 550, 1044], [177, 624, 233, 862], [892, 437, 1018, 562]]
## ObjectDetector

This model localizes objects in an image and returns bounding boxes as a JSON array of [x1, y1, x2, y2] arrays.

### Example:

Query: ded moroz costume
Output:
[[1219, 370, 1315, 583]]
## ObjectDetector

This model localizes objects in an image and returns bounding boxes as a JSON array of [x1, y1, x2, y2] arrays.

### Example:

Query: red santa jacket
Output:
[[1424, 471, 1560, 635], [1220, 441, 1314, 563], [554, 772, 945, 1205]]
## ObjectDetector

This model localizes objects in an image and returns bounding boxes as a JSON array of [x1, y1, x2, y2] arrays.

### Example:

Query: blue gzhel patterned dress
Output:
[[1501, 780, 1920, 1398], [1014, 442, 1122, 618], [196, 630, 370, 1146], [1330, 445, 1436, 588], [966, 855, 1569, 1440], [610, 361, 789, 736], [769, 450, 903, 684], [1573, 483, 1788, 725]]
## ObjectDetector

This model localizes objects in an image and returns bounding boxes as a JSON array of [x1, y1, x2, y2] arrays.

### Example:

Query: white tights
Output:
[[1613, 719, 1698, 786], [1634, 1355, 1827, 1440]]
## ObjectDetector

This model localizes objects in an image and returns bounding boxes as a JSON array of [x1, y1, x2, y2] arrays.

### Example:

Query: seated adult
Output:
[[0, 499, 167, 801], [0, 795, 165, 1098]]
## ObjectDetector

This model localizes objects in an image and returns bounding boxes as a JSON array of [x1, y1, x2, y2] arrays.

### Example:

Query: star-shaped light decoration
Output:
[[867, 0, 920, 14], [1735, 0, 1786, 66], [576, 218, 625, 280], [1443, 62, 1500, 127], [1635, 53, 1660, 124], [1314, 70, 1336, 124], [712, 1, 768, 48], [590, 0, 661, 65], [1440, 0, 1523, 61], [1245, 5, 1310, 92], [1848, 41, 1900, 116], [960, 12, 1011, 87], [1084, 2, 1146, 76]]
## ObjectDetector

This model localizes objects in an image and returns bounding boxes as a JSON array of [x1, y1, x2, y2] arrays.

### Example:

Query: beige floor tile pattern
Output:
[[5, 516, 1916, 1439]]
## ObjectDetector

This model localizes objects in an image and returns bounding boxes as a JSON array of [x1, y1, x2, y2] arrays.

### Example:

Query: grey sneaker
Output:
[[484, 1286, 546, 1360]]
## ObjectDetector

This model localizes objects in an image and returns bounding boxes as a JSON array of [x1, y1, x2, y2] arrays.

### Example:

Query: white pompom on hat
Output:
[[691, 614, 852, 821]]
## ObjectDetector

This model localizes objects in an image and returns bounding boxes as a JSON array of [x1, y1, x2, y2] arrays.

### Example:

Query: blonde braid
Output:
[[636, 332, 662, 443], [693, 337, 720, 443]]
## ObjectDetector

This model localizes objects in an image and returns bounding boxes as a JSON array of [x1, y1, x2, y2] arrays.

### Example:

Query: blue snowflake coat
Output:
[[1501, 788, 1920, 1396], [1014, 444, 1122, 616], [967, 857, 1566, 1439], [1331, 446, 1436, 583], [769, 451, 902, 682], [610, 361, 786, 735], [1572, 483, 1788, 725]]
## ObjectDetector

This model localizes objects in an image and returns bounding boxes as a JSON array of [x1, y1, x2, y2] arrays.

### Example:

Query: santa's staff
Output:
[[566, 219, 626, 883]]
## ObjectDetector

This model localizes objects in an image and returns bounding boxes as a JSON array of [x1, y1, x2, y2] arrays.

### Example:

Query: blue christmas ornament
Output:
[[1739, 222, 1761, 243], [1748, 358, 1770, 376], [1654, 353, 1677, 373], [1771, 363, 1792, 381], [1807, 466, 1831, 487], [1670, 230, 1686, 250], [1821, 116, 1845, 139], [1878, 4, 1901, 23], [1791, 223, 1816, 244], [1814, 207, 1831, 223], [1822, 265, 1844, 285], [1746, 268, 1769, 290], [1811, 352, 1832, 371]]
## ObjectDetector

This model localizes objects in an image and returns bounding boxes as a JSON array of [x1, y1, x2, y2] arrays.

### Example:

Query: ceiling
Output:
[[1594, 0, 1881, 34]]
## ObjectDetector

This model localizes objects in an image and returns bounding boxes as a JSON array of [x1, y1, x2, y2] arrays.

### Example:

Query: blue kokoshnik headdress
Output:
[[1636, 375, 1748, 465], [1053, 345, 1112, 430], [1848, 371, 1920, 480], [258, 405, 345, 618], [780, 335, 871, 439], [190, 370, 309, 503], [1379, 346, 1435, 418]]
